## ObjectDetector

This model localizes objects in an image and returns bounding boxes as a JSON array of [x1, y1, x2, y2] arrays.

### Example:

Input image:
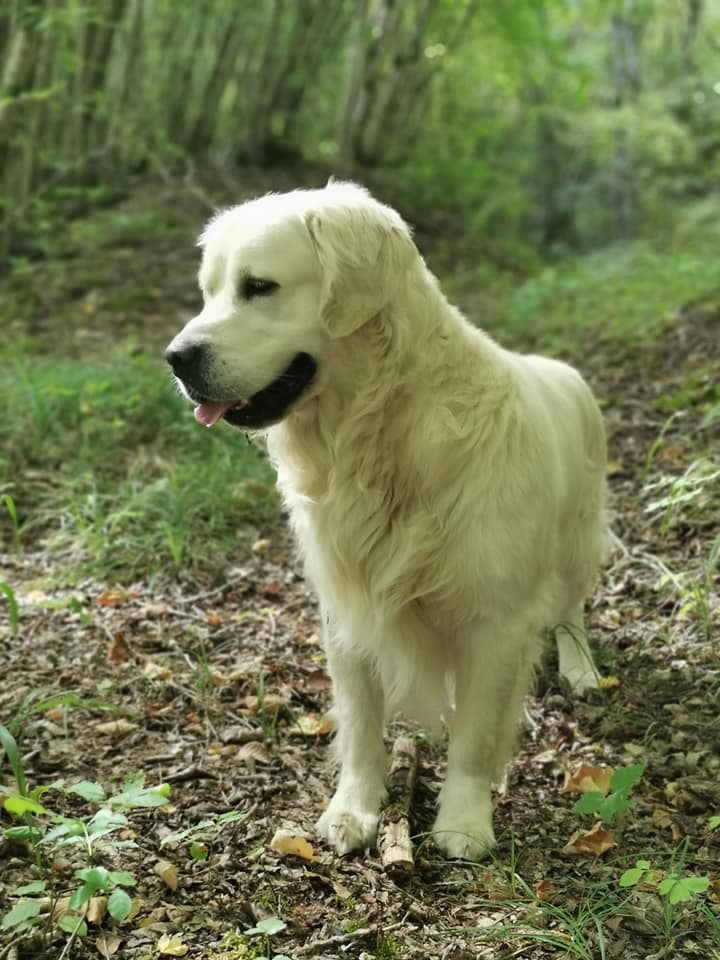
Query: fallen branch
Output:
[[378, 736, 418, 880]]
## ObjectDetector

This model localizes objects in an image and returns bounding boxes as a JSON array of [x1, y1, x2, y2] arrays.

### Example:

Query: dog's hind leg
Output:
[[556, 605, 599, 693], [433, 623, 532, 861], [316, 633, 387, 855]]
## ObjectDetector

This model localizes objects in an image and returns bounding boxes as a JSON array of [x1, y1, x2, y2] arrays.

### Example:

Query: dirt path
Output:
[[1, 193, 719, 959]]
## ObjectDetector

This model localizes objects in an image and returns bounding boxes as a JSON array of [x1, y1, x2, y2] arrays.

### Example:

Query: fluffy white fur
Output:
[[168, 182, 608, 860]]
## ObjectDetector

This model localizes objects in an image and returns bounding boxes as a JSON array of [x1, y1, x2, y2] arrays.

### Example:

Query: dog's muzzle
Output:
[[165, 343, 317, 429]]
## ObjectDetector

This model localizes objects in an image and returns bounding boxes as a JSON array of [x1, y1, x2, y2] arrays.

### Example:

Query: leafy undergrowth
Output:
[[0, 346, 277, 580], [1, 182, 719, 959]]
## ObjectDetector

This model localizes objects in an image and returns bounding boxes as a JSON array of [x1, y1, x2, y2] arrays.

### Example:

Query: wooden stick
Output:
[[378, 736, 418, 880]]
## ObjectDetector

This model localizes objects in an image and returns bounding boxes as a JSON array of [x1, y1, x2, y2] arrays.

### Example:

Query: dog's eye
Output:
[[242, 277, 279, 300]]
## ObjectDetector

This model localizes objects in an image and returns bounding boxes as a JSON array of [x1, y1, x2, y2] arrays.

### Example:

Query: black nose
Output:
[[165, 341, 204, 379]]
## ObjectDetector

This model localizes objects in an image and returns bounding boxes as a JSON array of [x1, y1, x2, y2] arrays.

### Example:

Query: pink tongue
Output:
[[194, 402, 234, 428]]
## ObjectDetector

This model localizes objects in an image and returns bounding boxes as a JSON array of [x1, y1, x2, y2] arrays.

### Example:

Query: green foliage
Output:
[[2, 0, 720, 261], [3, 493, 21, 550], [573, 764, 645, 824], [245, 916, 290, 960], [645, 459, 720, 529], [0, 581, 18, 639], [0, 342, 277, 580], [619, 859, 710, 905], [161, 810, 248, 860], [0, 724, 166, 937], [7, 685, 122, 735], [486, 216, 720, 348], [70, 866, 135, 919]]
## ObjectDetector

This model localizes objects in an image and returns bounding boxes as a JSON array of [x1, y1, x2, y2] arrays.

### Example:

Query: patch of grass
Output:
[[483, 213, 720, 348], [0, 340, 277, 580]]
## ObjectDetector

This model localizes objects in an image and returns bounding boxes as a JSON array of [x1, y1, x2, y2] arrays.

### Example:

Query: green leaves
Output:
[[246, 916, 287, 937], [0, 582, 19, 639], [573, 764, 645, 824], [0, 759, 165, 939], [619, 859, 652, 887], [619, 859, 710, 905], [70, 867, 136, 912], [0, 723, 27, 795], [108, 771, 170, 808], [657, 875, 710, 905], [161, 809, 248, 858], [1, 898, 42, 931], [68, 780, 107, 803]]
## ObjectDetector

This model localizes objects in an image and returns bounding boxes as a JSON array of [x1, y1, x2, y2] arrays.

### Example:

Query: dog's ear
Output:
[[305, 197, 416, 339]]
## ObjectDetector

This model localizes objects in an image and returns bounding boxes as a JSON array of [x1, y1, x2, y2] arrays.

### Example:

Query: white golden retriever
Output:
[[166, 182, 607, 860]]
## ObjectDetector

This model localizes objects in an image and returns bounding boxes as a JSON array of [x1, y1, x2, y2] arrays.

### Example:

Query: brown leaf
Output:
[[95, 719, 138, 738], [562, 763, 614, 796], [270, 828, 320, 862], [236, 741, 272, 764], [125, 898, 143, 922], [652, 806, 684, 840], [95, 931, 121, 957], [292, 713, 335, 737], [304, 669, 330, 691], [261, 581, 283, 599], [86, 896, 107, 924], [563, 822, 615, 856], [97, 590, 138, 607], [142, 659, 172, 680], [157, 934, 189, 957], [141, 603, 169, 619], [238, 693, 288, 715], [44, 707, 67, 722], [108, 633, 129, 662], [154, 859, 178, 891], [532, 879, 557, 901], [206, 611, 221, 628]]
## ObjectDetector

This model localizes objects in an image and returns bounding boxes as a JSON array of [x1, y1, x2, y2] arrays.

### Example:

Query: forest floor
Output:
[[1, 177, 719, 960]]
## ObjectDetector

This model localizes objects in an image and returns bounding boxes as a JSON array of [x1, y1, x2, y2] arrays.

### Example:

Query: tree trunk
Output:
[[186, 8, 245, 156], [609, 0, 642, 241], [79, 0, 128, 156]]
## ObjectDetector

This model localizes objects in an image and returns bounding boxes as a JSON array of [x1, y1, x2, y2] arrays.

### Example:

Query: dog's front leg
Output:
[[316, 634, 387, 855], [433, 629, 532, 860]]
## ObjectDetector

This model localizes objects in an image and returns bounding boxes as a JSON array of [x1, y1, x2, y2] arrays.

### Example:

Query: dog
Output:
[[165, 182, 607, 860]]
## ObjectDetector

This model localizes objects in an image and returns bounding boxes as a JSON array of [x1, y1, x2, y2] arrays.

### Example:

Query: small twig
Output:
[[0, 934, 23, 960], [57, 916, 85, 960], [181, 570, 251, 606], [378, 736, 418, 880], [294, 920, 406, 956], [165, 765, 219, 784]]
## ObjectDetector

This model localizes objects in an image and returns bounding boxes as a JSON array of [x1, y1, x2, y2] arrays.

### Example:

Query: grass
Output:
[[0, 340, 277, 580], [478, 208, 720, 349]]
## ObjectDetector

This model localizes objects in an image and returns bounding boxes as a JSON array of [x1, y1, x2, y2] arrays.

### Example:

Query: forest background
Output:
[[1, 3, 719, 960]]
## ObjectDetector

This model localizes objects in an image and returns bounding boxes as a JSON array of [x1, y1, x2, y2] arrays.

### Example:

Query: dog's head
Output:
[[165, 181, 416, 429]]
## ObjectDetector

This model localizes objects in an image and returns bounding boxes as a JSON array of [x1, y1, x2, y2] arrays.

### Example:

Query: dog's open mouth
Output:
[[193, 352, 317, 430]]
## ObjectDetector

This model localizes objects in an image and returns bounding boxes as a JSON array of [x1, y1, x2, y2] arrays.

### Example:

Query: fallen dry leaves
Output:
[[95, 719, 138, 738], [562, 763, 614, 796], [156, 933, 189, 956], [270, 828, 320, 862], [563, 821, 616, 856], [153, 860, 178, 891]]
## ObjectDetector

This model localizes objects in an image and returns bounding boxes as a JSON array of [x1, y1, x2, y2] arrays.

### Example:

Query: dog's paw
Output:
[[317, 805, 379, 855], [432, 812, 497, 861]]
